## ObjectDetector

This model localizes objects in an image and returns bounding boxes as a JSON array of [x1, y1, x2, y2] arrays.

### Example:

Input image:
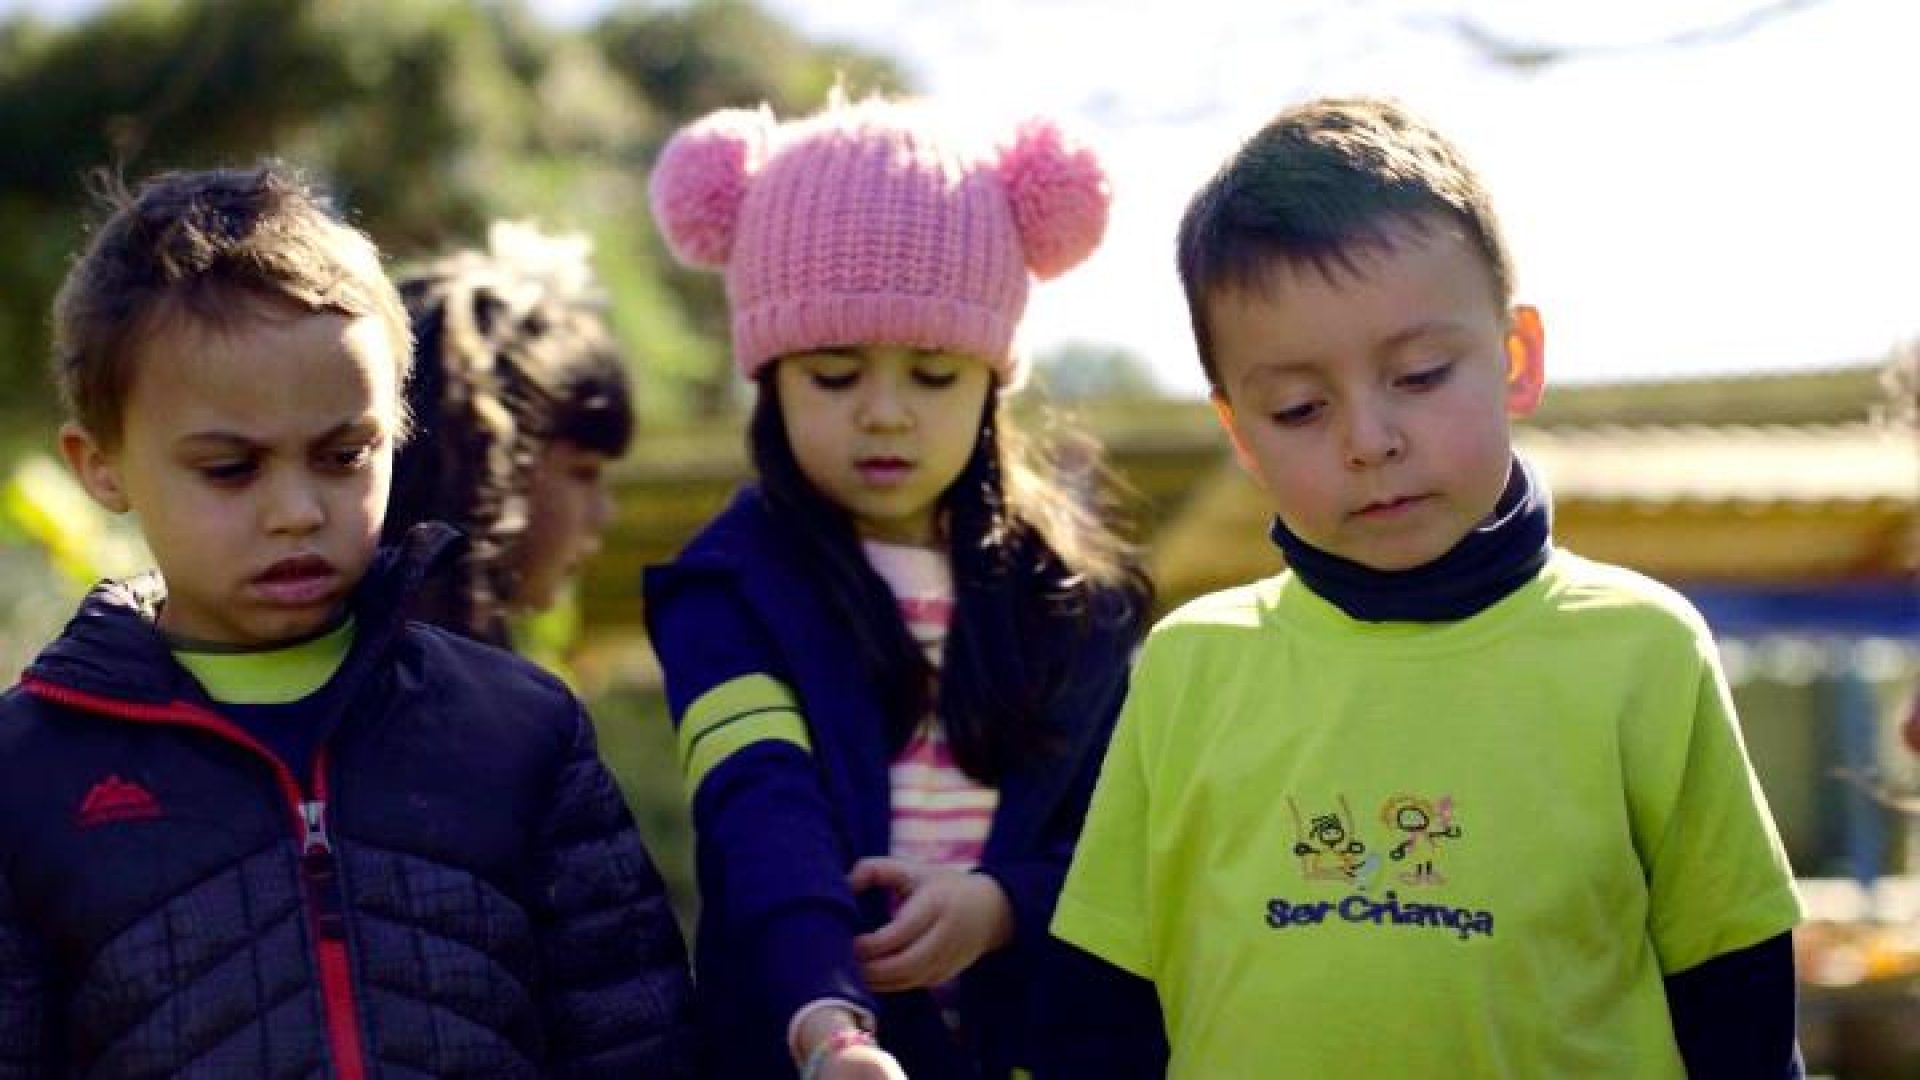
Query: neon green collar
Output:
[[170, 617, 356, 705]]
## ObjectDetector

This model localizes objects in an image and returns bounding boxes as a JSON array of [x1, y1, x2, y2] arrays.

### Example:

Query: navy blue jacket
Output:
[[0, 527, 692, 1078], [643, 488, 1143, 1079]]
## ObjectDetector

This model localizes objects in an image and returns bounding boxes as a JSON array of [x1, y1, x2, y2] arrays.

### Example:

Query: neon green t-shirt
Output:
[[1052, 551, 1801, 1078]]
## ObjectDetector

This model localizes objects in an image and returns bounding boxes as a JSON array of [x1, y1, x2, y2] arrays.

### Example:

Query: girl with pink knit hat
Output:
[[643, 94, 1153, 1079]]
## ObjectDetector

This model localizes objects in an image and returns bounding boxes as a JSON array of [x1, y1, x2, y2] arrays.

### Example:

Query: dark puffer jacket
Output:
[[0, 528, 691, 1079]]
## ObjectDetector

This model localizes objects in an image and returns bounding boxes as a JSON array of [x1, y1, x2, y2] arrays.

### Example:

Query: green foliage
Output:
[[591, 0, 913, 417], [0, 0, 913, 445], [0, 454, 148, 680], [594, 0, 907, 122], [2, 454, 144, 587], [1031, 340, 1168, 402]]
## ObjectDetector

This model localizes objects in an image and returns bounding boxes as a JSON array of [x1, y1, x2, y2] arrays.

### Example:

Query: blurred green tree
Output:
[[0, 0, 912, 452], [1031, 340, 1167, 403], [592, 0, 909, 414]]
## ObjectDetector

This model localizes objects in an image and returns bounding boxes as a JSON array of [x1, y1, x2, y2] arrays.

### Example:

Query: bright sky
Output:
[[9, 0, 1915, 397], [734, 0, 1920, 396]]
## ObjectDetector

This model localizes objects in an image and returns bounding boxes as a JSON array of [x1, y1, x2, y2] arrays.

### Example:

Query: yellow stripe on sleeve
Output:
[[677, 674, 811, 796]]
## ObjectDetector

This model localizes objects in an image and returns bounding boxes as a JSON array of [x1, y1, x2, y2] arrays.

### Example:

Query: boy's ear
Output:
[[1504, 305, 1546, 418], [1209, 391, 1266, 487], [58, 422, 131, 514]]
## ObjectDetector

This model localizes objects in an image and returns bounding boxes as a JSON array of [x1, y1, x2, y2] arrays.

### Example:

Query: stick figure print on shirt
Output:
[[1381, 793, 1463, 886], [1287, 795, 1368, 883]]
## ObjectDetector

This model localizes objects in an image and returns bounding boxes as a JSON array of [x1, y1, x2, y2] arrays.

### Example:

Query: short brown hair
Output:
[[1176, 96, 1514, 387], [51, 163, 412, 449]]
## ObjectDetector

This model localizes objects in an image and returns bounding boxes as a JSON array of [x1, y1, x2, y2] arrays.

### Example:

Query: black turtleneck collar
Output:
[[1268, 456, 1552, 623]]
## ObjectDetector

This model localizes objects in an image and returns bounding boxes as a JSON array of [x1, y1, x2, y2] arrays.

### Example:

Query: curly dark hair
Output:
[[383, 226, 635, 645]]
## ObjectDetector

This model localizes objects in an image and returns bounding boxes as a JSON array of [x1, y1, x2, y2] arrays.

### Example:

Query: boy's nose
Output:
[[264, 475, 325, 534], [1343, 407, 1405, 468]]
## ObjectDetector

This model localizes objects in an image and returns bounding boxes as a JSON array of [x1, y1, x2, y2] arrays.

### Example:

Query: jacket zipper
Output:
[[23, 677, 369, 1080], [300, 750, 365, 1080]]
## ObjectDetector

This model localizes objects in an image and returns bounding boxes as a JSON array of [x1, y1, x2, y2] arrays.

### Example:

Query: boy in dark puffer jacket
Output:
[[0, 163, 692, 1078]]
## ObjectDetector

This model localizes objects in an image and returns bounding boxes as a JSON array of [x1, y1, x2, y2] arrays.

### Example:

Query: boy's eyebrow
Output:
[[1377, 318, 1474, 353], [1242, 319, 1475, 381], [173, 431, 260, 453], [174, 418, 386, 452]]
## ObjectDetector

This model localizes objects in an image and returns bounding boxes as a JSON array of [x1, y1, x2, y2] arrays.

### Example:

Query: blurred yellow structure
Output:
[[586, 360, 1918, 870], [590, 361, 1915, 624]]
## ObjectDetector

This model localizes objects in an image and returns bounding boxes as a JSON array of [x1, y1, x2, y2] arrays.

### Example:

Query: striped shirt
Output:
[[862, 540, 999, 869]]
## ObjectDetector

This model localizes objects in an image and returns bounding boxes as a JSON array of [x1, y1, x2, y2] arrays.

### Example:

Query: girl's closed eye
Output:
[[810, 369, 861, 391], [912, 366, 960, 389], [791, 350, 867, 391]]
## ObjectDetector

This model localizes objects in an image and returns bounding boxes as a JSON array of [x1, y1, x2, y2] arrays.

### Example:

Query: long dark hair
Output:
[[749, 372, 1151, 783]]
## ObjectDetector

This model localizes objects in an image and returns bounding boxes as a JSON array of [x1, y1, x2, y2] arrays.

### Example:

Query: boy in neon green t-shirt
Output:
[[1045, 97, 1802, 1078]]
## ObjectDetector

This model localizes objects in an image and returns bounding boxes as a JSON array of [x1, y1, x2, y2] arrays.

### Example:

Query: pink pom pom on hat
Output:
[[649, 96, 1111, 385]]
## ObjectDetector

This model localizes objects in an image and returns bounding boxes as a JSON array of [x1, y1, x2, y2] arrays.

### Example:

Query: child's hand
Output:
[[849, 857, 1013, 992], [793, 1008, 904, 1080], [812, 1043, 907, 1080]]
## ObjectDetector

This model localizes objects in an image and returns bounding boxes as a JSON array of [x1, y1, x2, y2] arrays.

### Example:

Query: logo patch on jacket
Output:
[[75, 775, 163, 828]]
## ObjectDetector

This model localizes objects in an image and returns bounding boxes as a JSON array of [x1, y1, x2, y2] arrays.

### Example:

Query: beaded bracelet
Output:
[[799, 1027, 878, 1080]]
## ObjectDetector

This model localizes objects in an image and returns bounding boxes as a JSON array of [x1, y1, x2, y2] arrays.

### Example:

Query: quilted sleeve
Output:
[[0, 871, 53, 1079], [532, 701, 694, 1079]]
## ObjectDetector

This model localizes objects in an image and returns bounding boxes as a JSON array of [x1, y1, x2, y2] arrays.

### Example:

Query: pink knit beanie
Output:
[[648, 96, 1110, 386]]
